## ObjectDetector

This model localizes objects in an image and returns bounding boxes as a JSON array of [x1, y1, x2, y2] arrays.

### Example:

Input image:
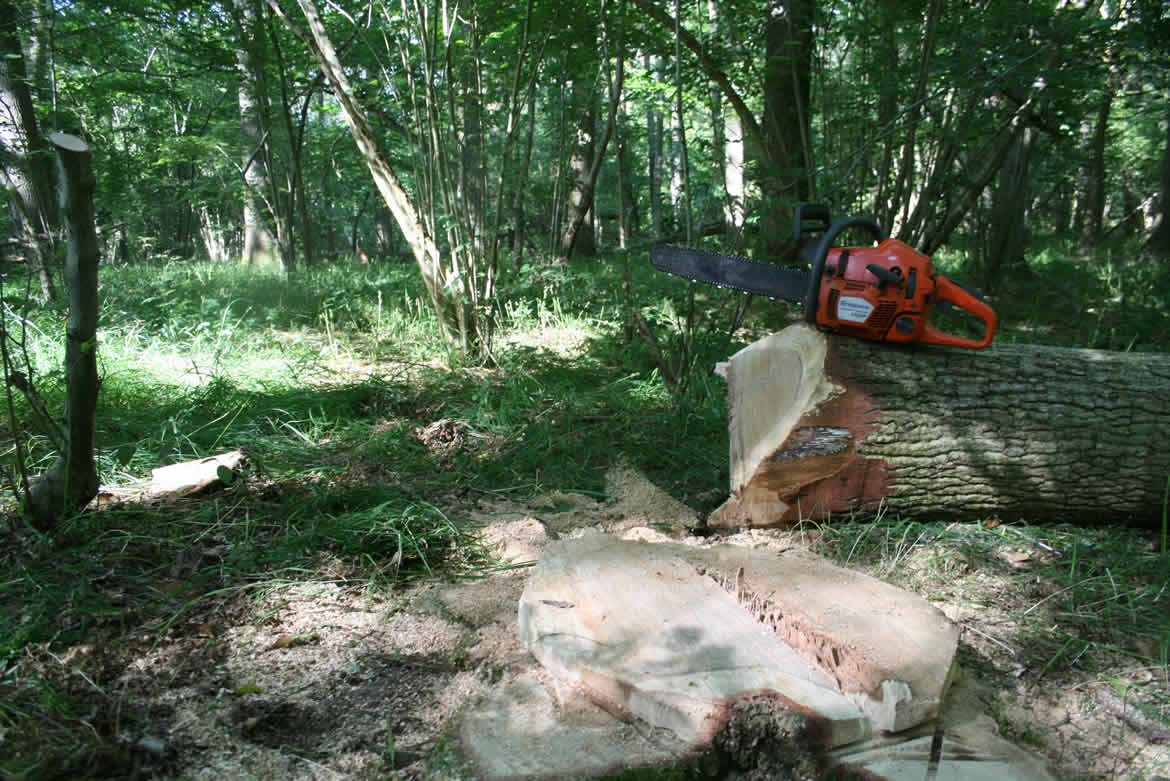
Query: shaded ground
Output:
[[3, 463, 1167, 779]]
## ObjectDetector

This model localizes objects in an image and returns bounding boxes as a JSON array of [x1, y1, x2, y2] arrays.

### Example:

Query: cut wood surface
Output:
[[711, 323, 1170, 527], [518, 535, 959, 751]]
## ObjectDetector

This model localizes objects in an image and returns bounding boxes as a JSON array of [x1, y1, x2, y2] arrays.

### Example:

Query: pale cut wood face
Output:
[[519, 534, 960, 749]]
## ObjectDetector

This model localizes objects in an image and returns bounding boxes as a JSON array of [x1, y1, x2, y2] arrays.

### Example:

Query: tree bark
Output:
[[0, 0, 56, 300], [25, 133, 100, 529], [710, 324, 1170, 528], [558, 74, 598, 258]]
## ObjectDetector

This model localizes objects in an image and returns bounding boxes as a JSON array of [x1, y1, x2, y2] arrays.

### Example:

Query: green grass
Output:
[[1, 237, 1168, 777]]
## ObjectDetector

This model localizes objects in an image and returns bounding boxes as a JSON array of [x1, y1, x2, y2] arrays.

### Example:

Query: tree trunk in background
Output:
[[985, 127, 1035, 290], [723, 111, 745, 241], [512, 83, 537, 260], [558, 36, 623, 260], [711, 0, 745, 244], [760, 0, 814, 257], [888, 0, 940, 236], [615, 101, 630, 250], [1079, 80, 1114, 252], [671, 0, 692, 244], [461, 50, 486, 258], [917, 79, 1043, 257], [1144, 101, 1170, 257], [233, 0, 281, 269], [710, 324, 1170, 528], [646, 53, 664, 239], [0, 0, 56, 300], [559, 75, 598, 257], [707, 0, 726, 232], [25, 134, 99, 529], [870, 0, 899, 226], [269, 12, 316, 268]]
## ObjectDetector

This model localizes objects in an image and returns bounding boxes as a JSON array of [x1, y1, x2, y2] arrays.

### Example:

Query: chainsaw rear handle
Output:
[[923, 275, 998, 349], [805, 216, 885, 326]]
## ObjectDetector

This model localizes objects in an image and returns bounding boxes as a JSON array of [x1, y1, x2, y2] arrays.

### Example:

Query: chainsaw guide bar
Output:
[[649, 245, 810, 302]]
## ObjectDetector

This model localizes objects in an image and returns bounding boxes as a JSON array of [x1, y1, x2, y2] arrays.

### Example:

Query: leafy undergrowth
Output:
[[1, 246, 1169, 778]]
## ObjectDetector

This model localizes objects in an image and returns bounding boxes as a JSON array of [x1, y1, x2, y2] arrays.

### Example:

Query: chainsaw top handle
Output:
[[804, 215, 885, 326]]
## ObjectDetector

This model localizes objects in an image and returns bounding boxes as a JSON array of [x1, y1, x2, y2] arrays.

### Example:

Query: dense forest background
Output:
[[3, 0, 1169, 350], [3, 1, 1170, 778]]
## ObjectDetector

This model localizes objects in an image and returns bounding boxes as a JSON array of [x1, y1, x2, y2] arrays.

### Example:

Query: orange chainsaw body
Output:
[[810, 238, 996, 350]]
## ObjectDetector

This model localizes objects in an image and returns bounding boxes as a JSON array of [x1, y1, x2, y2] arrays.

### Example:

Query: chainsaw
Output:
[[650, 203, 997, 349]]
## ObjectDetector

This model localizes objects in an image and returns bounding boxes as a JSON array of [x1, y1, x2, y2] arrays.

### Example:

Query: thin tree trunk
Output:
[[646, 52, 664, 238], [672, 0, 692, 244], [25, 133, 99, 529], [1146, 100, 1170, 256], [558, 72, 597, 258], [888, 0, 940, 236], [870, 0, 898, 223], [269, 10, 316, 268], [512, 82, 537, 260], [723, 112, 745, 242], [707, 0, 726, 234], [615, 100, 629, 250], [488, 0, 539, 267], [918, 80, 1045, 256]]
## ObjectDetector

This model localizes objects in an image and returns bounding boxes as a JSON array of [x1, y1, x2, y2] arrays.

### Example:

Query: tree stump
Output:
[[519, 535, 959, 754], [710, 323, 1170, 527]]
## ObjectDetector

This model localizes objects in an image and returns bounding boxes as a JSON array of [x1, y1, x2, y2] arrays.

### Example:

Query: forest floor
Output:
[[2, 252, 1169, 779], [3, 463, 1167, 780]]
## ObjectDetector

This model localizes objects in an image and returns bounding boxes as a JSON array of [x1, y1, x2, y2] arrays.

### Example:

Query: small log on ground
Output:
[[149, 451, 245, 498], [710, 323, 1170, 527], [519, 535, 958, 755]]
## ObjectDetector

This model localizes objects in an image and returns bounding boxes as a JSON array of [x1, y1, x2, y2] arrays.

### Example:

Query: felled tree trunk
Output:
[[26, 133, 100, 528], [710, 323, 1170, 528]]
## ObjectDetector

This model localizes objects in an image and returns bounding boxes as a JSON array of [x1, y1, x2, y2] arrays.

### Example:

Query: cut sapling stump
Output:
[[711, 322, 1170, 528]]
